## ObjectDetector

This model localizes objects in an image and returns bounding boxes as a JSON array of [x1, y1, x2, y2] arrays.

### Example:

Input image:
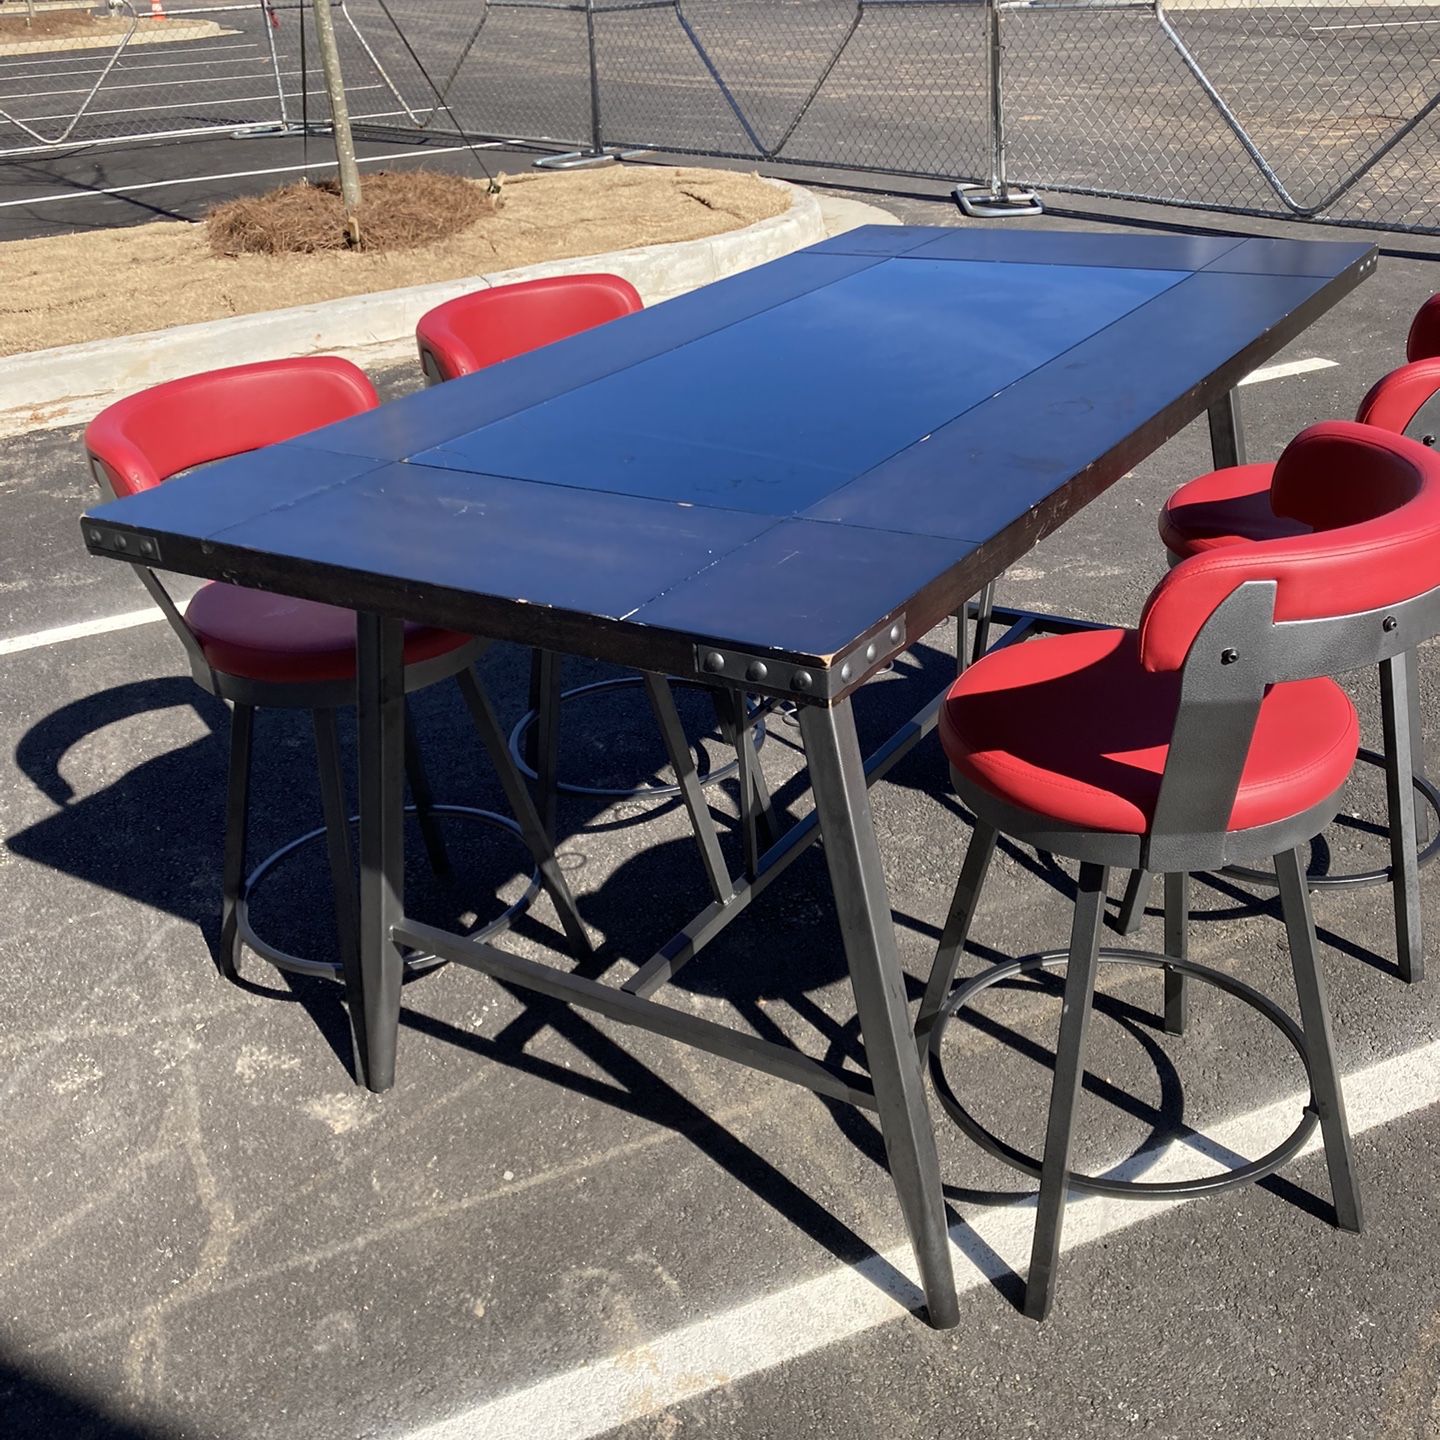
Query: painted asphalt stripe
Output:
[[0, 608, 163, 657], [1239, 356, 1338, 386], [0, 141, 498, 209], [0, 41, 260, 75], [1311, 18, 1440, 30], [11, 65, 298, 101], [406, 1037, 1440, 1440], [16, 81, 382, 125]]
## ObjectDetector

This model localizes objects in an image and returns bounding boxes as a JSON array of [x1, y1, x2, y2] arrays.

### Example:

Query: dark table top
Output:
[[82, 226, 1376, 703]]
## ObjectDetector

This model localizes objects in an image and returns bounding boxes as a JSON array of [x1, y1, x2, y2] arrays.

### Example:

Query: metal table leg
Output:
[[355, 613, 408, 1092], [1207, 388, 1247, 469], [798, 699, 959, 1329]]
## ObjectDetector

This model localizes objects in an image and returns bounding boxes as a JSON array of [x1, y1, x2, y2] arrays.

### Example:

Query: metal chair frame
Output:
[[84, 456, 592, 995], [917, 572, 1440, 1319], [1114, 370, 1440, 973]]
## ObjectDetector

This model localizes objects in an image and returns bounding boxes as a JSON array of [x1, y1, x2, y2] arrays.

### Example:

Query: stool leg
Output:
[[219, 702, 255, 980], [1408, 647, 1431, 847], [403, 699, 451, 879], [529, 649, 562, 838], [1115, 869, 1153, 937], [1275, 846, 1363, 1233], [312, 707, 362, 982], [915, 820, 998, 1054], [1380, 653, 1424, 983], [716, 690, 776, 878], [970, 579, 997, 666], [454, 668, 592, 956], [1162, 871, 1188, 1036], [1026, 859, 1107, 1321]]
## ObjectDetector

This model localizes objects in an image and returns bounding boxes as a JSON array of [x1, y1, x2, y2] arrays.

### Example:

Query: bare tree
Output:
[[310, 0, 363, 244]]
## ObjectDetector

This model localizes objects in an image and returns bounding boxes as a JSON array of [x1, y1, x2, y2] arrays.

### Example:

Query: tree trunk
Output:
[[310, 0, 363, 244]]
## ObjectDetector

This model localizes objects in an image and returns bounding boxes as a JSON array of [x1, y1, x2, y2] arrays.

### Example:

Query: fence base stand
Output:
[[954, 182, 1043, 218], [533, 146, 648, 170], [230, 122, 311, 139]]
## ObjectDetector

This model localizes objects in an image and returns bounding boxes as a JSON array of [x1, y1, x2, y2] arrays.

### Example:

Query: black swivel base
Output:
[[507, 674, 768, 800], [926, 948, 1321, 1200], [233, 805, 542, 981]]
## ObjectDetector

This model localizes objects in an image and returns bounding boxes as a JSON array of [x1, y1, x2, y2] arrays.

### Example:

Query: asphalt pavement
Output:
[[3, 192, 1440, 1440]]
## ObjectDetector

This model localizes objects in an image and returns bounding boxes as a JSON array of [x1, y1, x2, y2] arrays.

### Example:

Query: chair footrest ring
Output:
[[235, 805, 541, 980], [927, 947, 1319, 1200], [1221, 748, 1440, 890], [507, 675, 767, 799]]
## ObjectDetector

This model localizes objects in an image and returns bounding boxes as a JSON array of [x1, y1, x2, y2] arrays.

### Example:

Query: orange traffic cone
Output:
[[150, 0, 167, 19]]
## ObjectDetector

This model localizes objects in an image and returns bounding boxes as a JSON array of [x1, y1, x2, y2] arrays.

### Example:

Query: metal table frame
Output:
[[343, 393, 1252, 1335], [83, 229, 1378, 1330]]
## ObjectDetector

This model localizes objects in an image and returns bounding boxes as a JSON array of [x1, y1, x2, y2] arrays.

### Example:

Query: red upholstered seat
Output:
[[85, 356, 474, 686], [1161, 349, 1440, 561], [939, 626, 1359, 835], [1157, 461, 1298, 556], [184, 584, 470, 684], [416, 273, 644, 381], [1407, 294, 1440, 362]]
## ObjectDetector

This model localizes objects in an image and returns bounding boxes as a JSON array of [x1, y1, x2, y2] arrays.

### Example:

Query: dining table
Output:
[[82, 224, 1377, 1327]]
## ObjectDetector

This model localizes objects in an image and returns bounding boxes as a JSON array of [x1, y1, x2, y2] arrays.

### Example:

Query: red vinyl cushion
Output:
[[1160, 357, 1440, 561], [939, 627, 1358, 835], [82, 356, 473, 686], [1353, 354, 1440, 436], [1142, 422, 1440, 673], [416, 273, 644, 380], [1158, 461, 1294, 556], [84, 357, 379, 498], [184, 584, 469, 684], [1407, 294, 1440, 362]]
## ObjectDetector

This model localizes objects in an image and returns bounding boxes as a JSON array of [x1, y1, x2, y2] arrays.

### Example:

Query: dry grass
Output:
[[207, 171, 499, 256], [0, 166, 790, 357]]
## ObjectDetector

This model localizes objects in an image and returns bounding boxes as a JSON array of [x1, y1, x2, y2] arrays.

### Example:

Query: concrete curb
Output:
[[0, 179, 829, 437]]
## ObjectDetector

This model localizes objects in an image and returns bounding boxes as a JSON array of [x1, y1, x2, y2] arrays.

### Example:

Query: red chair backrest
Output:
[[415, 273, 644, 382], [84, 356, 380, 498], [1406, 294, 1440, 362], [1140, 422, 1440, 674], [1353, 355, 1440, 438]]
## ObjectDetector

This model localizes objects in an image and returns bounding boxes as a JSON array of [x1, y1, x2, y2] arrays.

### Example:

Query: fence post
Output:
[[534, 0, 645, 169], [955, 0, 1042, 218]]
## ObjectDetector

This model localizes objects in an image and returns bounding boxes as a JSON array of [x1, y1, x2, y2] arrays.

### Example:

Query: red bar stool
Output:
[[416, 274, 775, 875], [84, 357, 589, 1007], [1406, 293, 1440, 362], [416, 272, 644, 383], [1151, 350, 1440, 979], [917, 422, 1440, 1320]]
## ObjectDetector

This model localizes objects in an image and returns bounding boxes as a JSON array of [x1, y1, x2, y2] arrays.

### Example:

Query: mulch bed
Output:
[[207, 171, 502, 256]]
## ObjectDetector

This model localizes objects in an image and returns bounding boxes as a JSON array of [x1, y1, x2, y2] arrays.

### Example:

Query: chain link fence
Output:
[[0, 0, 414, 156], [6, 0, 1440, 235]]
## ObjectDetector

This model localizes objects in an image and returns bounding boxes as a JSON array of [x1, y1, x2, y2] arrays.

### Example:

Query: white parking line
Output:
[[15, 82, 381, 125], [407, 1036, 1440, 1440], [1239, 356, 1338, 386], [9, 65, 298, 101], [0, 608, 165, 658], [0, 40, 259, 73], [0, 141, 497, 209], [1311, 18, 1440, 31]]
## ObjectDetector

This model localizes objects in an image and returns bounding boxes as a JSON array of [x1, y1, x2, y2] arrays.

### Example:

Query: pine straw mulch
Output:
[[207, 171, 499, 256], [1, 166, 792, 356]]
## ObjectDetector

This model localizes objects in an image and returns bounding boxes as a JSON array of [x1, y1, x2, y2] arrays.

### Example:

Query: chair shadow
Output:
[[3, 633, 1370, 1322], [0, 1349, 184, 1440], [6, 670, 935, 1315]]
